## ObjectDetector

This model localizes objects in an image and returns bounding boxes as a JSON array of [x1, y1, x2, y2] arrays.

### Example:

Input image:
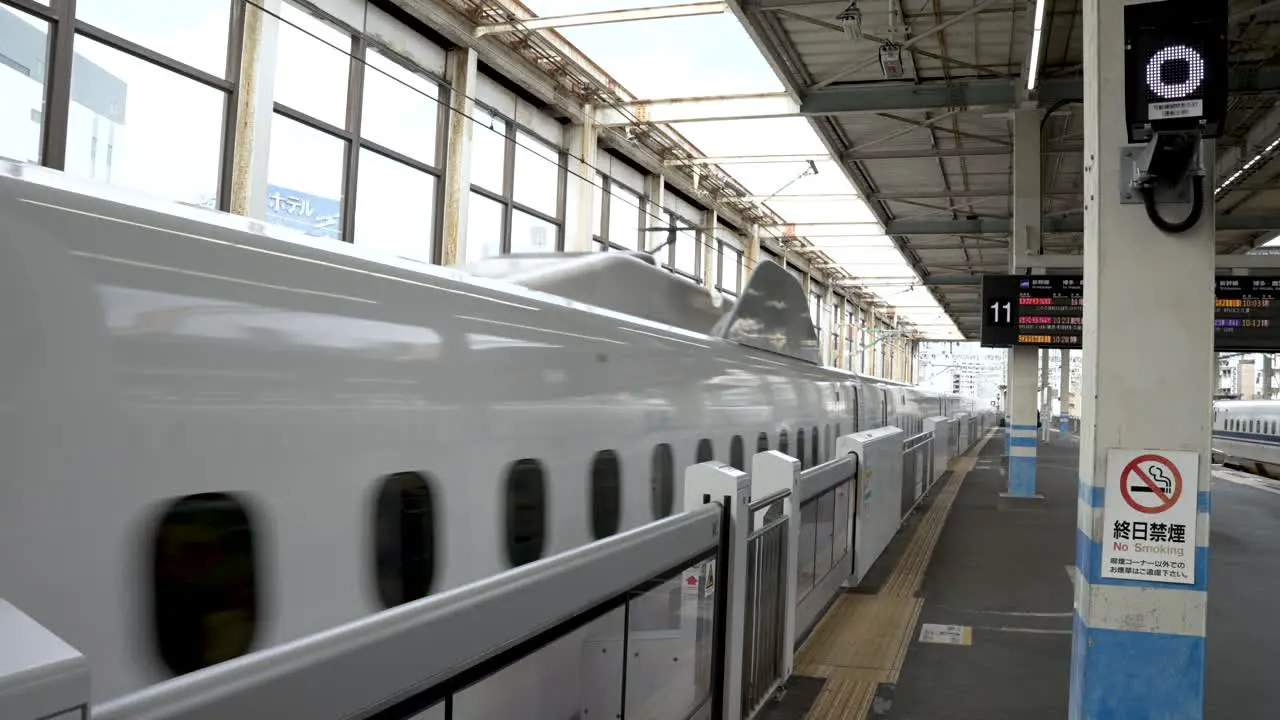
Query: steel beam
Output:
[[475, 2, 726, 36], [884, 214, 1280, 235], [664, 153, 829, 166], [596, 69, 1280, 126]]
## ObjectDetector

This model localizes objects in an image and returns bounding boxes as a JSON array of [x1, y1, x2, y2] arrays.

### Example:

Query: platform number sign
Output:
[[989, 300, 1013, 326]]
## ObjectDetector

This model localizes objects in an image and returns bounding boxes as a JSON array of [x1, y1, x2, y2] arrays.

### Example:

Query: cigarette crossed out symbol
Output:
[[1130, 465, 1173, 497]]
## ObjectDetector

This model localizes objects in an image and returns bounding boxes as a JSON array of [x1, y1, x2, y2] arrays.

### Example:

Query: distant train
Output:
[[0, 159, 982, 711], [1212, 400, 1280, 477]]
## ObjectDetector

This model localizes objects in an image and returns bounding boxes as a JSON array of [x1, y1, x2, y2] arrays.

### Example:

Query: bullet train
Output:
[[1212, 399, 1280, 477], [0, 159, 980, 710]]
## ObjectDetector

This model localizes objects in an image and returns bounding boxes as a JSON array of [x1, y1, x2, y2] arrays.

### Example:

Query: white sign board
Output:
[[919, 623, 971, 646], [1100, 449, 1199, 584]]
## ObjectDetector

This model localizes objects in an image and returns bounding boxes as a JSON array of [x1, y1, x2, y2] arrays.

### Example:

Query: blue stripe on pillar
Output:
[[1008, 455, 1036, 496], [1069, 613, 1204, 720], [1009, 436, 1037, 447], [1010, 423, 1038, 430]]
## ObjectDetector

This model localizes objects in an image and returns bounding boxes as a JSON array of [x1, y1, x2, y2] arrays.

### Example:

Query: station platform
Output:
[[775, 429, 1280, 719]]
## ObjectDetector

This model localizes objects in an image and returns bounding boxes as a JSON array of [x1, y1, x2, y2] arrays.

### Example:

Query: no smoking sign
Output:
[[1100, 449, 1199, 585]]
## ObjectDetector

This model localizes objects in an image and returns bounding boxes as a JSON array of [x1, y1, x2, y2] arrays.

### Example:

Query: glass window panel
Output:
[[265, 113, 345, 240], [274, 2, 350, 128], [510, 209, 557, 254], [361, 47, 439, 165], [465, 191, 503, 262], [675, 230, 698, 275], [74, 0, 231, 77], [470, 108, 507, 194], [354, 149, 436, 263], [513, 131, 559, 216], [607, 185, 641, 250], [66, 36, 224, 206], [0, 6, 48, 164]]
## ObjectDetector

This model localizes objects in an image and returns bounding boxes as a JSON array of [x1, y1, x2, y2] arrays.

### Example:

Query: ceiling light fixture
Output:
[[1026, 0, 1048, 91], [837, 1, 863, 41]]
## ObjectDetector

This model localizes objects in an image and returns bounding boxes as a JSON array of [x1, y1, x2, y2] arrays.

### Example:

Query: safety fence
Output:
[[2, 418, 998, 720]]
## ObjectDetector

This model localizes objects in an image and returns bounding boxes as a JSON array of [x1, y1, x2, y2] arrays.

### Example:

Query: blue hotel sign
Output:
[[265, 185, 340, 240]]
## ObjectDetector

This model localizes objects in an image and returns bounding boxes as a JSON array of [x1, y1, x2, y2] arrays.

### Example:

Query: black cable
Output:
[[1141, 175, 1205, 234], [1040, 98, 1083, 131]]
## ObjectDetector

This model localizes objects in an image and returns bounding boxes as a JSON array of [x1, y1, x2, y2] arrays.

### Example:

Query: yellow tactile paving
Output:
[[794, 430, 995, 719]]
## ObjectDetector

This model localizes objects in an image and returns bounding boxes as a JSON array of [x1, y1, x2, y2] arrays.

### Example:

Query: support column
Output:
[[563, 105, 597, 253], [643, 173, 666, 253], [1071, 0, 1214, 715], [228, 0, 282, 219], [1005, 105, 1041, 495], [440, 47, 478, 266], [702, 210, 718, 288], [1059, 349, 1071, 434], [1263, 354, 1273, 399], [1005, 346, 1040, 497], [1040, 347, 1051, 441]]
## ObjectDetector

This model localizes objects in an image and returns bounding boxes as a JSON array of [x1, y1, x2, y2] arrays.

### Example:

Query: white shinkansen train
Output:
[[1212, 399, 1280, 477], [0, 159, 979, 710]]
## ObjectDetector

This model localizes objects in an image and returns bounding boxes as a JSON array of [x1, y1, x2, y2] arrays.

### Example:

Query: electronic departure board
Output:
[[980, 274, 1280, 351], [1215, 277, 1280, 351], [980, 274, 1083, 349]]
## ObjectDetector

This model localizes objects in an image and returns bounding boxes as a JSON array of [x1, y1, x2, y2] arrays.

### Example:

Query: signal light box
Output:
[[1123, 0, 1228, 143]]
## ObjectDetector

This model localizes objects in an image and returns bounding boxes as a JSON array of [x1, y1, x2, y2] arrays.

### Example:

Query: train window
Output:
[[811, 426, 820, 467], [652, 444, 675, 519], [757, 432, 769, 453], [505, 459, 547, 567], [373, 472, 437, 609], [697, 438, 714, 463], [778, 428, 789, 456], [836, 424, 842, 442], [797, 429, 807, 469], [151, 492, 259, 677], [590, 451, 622, 539], [730, 435, 745, 471], [825, 425, 833, 461]]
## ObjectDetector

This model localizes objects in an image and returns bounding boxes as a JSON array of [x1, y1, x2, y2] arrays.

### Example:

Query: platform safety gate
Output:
[[900, 431, 935, 519], [742, 488, 791, 717]]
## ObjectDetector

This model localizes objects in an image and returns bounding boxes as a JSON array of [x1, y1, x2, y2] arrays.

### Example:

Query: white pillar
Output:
[[1059, 349, 1071, 434], [1040, 347, 1051, 441], [703, 210, 718, 288], [440, 47, 477, 266], [1005, 106, 1041, 496], [563, 106, 597, 253], [1071, 0, 1214, 714]]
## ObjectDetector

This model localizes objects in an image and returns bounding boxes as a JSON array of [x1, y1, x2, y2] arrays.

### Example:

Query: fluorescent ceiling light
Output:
[[1026, 0, 1047, 91], [1216, 135, 1280, 194]]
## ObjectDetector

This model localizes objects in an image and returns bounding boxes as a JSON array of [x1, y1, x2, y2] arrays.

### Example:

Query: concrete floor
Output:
[[884, 431, 1280, 719]]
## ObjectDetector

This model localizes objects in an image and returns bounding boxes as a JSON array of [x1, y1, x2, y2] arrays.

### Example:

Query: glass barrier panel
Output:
[[452, 606, 626, 720], [624, 558, 717, 720], [797, 500, 818, 597], [814, 490, 835, 579], [832, 481, 851, 564]]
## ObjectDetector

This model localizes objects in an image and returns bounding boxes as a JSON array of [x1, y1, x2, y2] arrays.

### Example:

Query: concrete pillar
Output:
[[1059, 349, 1071, 434], [1004, 105, 1041, 494], [440, 47, 478, 266], [1040, 347, 1051, 441], [563, 105, 597, 253], [1071, 0, 1214, 714], [228, 0, 282, 219], [1006, 347, 1040, 497], [745, 223, 760, 275], [702, 211, 718, 288], [643, 174, 666, 253], [1264, 354, 1273, 399]]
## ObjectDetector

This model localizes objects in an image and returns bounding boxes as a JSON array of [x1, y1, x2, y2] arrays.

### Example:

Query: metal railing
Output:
[[901, 431, 935, 519], [741, 488, 791, 717]]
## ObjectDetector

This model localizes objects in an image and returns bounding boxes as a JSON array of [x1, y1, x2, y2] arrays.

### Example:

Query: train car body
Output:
[[1212, 399, 1280, 477], [0, 160, 978, 708]]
